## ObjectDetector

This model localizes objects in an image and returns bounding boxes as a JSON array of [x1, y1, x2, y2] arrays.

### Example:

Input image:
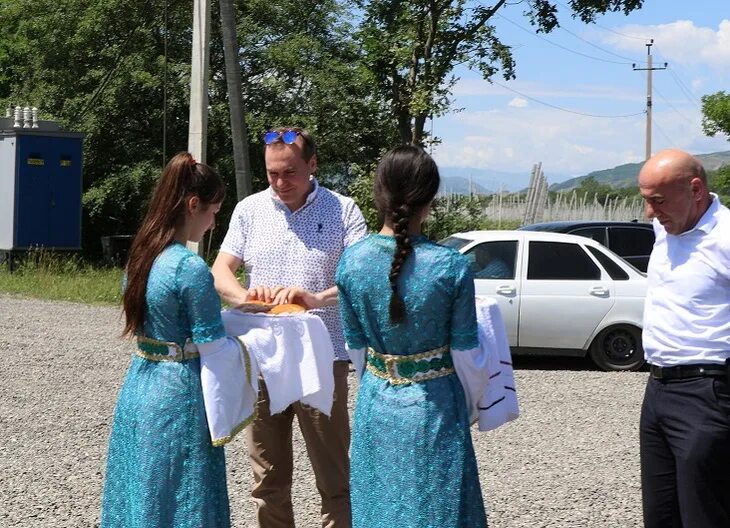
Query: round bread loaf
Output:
[[268, 303, 306, 315]]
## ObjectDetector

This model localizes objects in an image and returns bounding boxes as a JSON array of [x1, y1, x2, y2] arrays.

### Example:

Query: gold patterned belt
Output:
[[366, 345, 454, 385], [136, 336, 200, 362]]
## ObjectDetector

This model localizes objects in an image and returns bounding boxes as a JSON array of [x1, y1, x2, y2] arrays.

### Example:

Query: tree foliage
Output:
[[0, 0, 647, 257], [708, 165, 730, 203], [0, 0, 397, 255], [701, 91, 730, 139], [355, 0, 644, 145]]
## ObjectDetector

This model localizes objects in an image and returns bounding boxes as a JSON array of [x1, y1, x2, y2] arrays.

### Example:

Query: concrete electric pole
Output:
[[633, 40, 667, 160], [187, 0, 211, 254]]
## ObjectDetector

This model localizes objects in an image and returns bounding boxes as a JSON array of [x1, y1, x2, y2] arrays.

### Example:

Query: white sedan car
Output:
[[441, 230, 647, 371]]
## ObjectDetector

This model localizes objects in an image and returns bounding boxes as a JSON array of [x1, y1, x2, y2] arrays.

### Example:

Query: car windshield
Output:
[[439, 236, 471, 251]]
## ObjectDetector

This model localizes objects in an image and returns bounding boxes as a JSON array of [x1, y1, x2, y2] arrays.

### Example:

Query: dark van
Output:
[[518, 221, 655, 272]]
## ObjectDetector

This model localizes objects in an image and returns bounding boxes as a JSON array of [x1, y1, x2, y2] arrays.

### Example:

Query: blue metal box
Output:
[[0, 123, 84, 250]]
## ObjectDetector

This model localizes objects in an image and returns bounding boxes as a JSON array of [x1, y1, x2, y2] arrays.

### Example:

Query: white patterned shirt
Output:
[[220, 178, 368, 360], [643, 194, 730, 366]]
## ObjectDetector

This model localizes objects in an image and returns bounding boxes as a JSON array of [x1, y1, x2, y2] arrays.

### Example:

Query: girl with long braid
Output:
[[336, 145, 490, 527], [101, 153, 253, 528]]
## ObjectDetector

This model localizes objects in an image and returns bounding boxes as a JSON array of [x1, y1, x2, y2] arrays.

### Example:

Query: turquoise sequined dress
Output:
[[100, 243, 230, 528], [336, 234, 488, 528]]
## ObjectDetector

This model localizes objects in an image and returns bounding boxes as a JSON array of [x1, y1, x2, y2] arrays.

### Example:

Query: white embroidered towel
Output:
[[221, 309, 335, 416], [474, 297, 520, 431]]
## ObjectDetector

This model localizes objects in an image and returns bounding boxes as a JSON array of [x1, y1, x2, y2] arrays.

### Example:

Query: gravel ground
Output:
[[0, 295, 648, 528]]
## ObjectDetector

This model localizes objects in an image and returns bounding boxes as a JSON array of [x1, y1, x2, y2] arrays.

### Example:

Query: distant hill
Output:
[[438, 166, 570, 194], [551, 150, 730, 191], [439, 176, 491, 195]]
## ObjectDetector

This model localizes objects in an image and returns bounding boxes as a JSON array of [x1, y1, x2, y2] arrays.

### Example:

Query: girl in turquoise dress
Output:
[[101, 153, 242, 527], [336, 146, 489, 528]]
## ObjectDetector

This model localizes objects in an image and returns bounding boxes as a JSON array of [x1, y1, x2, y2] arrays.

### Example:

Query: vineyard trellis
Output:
[[440, 162, 648, 228]]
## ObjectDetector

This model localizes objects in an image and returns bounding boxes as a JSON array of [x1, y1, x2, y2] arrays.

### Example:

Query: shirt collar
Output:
[[680, 192, 720, 236], [268, 177, 320, 213]]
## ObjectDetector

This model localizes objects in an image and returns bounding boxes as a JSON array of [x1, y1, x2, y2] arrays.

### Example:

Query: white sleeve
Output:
[[198, 336, 259, 446], [474, 299, 520, 432], [343, 199, 368, 248], [452, 345, 494, 424], [219, 200, 248, 260], [347, 345, 367, 379]]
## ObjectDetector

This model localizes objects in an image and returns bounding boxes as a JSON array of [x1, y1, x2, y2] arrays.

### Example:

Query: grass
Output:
[[0, 250, 123, 305]]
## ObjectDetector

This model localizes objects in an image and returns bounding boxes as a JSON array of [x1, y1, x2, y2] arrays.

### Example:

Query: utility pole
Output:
[[633, 40, 667, 160], [187, 0, 211, 254]]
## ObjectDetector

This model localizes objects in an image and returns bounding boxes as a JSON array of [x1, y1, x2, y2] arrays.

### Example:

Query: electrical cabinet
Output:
[[0, 125, 83, 250]]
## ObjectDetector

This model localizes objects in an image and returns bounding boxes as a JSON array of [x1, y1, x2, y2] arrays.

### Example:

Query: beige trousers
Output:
[[245, 360, 351, 528]]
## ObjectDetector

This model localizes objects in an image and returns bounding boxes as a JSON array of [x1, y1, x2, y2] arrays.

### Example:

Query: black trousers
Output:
[[640, 376, 730, 528]]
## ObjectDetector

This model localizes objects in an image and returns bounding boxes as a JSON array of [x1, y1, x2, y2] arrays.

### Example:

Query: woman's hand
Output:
[[272, 286, 322, 309]]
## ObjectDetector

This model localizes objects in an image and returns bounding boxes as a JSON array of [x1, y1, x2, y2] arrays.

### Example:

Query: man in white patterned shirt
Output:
[[212, 127, 366, 528], [638, 149, 730, 528]]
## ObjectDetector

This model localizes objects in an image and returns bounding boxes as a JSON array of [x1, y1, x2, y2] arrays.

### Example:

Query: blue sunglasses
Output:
[[263, 129, 300, 145]]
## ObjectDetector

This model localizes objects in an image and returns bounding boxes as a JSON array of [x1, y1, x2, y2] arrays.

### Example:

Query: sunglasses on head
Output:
[[263, 129, 300, 145]]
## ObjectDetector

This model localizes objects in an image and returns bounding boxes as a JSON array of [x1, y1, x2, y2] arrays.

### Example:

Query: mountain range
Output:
[[438, 165, 570, 195], [550, 150, 730, 191], [439, 150, 730, 195]]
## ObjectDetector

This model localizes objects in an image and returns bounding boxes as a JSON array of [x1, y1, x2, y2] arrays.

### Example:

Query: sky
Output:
[[430, 0, 730, 188]]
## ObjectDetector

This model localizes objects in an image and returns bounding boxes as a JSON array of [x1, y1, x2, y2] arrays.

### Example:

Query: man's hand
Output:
[[272, 286, 320, 309], [247, 285, 285, 304], [212, 252, 250, 307], [272, 286, 339, 309]]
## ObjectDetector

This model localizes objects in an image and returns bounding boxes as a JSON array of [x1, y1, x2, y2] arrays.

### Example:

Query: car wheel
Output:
[[589, 325, 645, 372]]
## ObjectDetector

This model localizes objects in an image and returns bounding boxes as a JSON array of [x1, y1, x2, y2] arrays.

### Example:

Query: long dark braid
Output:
[[388, 204, 413, 322], [374, 146, 440, 324]]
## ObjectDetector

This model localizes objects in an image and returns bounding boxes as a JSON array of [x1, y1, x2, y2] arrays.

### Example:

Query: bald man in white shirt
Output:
[[638, 149, 730, 528]]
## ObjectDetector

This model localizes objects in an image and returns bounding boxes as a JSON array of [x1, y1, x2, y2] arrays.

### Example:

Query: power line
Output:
[[667, 68, 701, 108], [491, 79, 645, 118], [558, 25, 641, 62], [593, 23, 652, 42], [652, 116, 675, 146], [650, 46, 701, 107], [496, 14, 634, 65], [554, 0, 651, 41], [652, 85, 695, 126]]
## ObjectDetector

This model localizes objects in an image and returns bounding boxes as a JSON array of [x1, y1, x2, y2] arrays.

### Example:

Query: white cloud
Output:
[[508, 97, 528, 108], [432, 103, 728, 176], [434, 16, 730, 178], [599, 20, 730, 68]]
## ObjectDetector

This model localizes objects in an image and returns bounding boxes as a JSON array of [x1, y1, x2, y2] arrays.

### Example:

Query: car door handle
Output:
[[590, 286, 609, 297], [496, 285, 516, 296]]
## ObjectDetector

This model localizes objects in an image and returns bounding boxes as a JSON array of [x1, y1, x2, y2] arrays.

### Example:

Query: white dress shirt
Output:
[[643, 193, 730, 366]]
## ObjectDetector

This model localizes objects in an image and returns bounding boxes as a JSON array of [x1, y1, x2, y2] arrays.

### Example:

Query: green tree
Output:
[[701, 91, 730, 138], [708, 165, 730, 202], [0, 0, 199, 252], [355, 0, 644, 145], [575, 175, 619, 203], [425, 195, 488, 240], [0, 0, 397, 255], [347, 166, 380, 231]]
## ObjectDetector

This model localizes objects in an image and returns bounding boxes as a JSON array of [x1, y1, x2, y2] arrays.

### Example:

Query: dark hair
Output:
[[264, 126, 317, 162], [374, 145, 440, 323], [122, 152, 226, 337]]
